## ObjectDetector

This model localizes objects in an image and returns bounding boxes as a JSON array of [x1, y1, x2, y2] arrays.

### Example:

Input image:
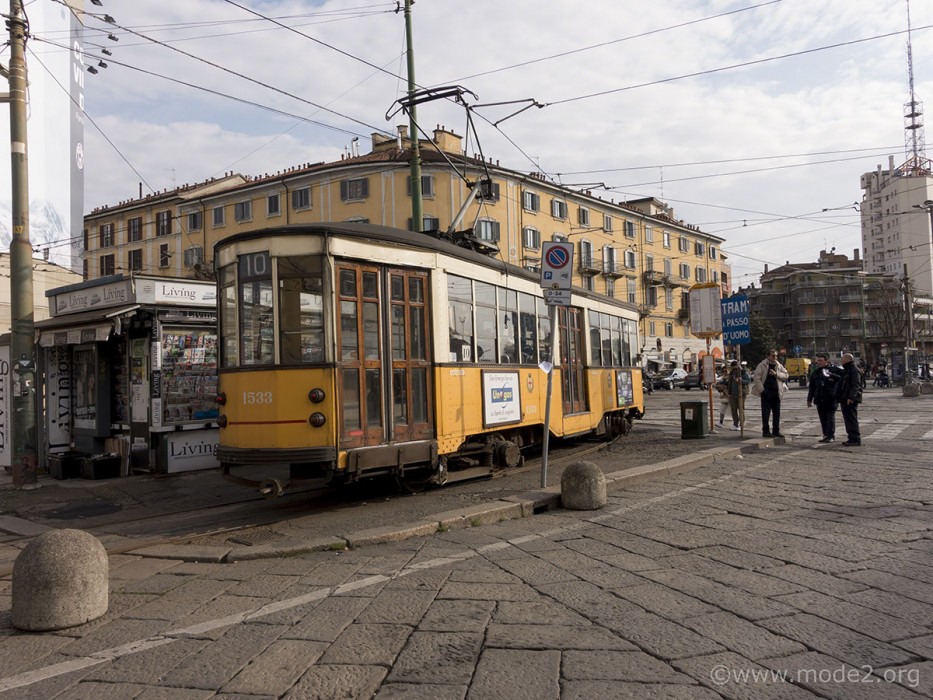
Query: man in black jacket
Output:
[[806, 353, 841, 443], [837, 353, 863, 446]]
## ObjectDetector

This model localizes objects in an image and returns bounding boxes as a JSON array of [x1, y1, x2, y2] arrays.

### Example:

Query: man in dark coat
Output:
[[837, 353, 863, 446], [806, 353, 841, 443]]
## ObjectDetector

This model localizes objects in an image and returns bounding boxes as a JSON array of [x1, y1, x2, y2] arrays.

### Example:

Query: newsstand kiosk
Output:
[[37, 274, 220, 478]]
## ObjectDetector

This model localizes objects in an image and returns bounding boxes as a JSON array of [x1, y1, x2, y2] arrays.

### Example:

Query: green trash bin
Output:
[[680, 401, 709, 439]]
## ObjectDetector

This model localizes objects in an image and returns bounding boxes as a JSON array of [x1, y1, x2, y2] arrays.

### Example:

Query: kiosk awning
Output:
[[36, 305, 140, 347]]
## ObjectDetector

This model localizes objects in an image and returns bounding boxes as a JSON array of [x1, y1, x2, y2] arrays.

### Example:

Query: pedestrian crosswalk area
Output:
[[781, 416, 933, 441]]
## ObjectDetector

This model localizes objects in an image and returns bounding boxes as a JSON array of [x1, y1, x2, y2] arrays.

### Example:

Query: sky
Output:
[[10, 0, 933, 287]]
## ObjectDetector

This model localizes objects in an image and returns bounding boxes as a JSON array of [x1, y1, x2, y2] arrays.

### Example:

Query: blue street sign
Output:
[[721, 294, 751, 345]]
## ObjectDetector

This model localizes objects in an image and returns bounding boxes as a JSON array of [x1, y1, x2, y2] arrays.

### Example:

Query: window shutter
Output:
[[361, 178, 369, 198], [340, 180, 348, 200]]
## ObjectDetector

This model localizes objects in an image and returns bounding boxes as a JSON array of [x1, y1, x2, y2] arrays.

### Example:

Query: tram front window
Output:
[[278, 255, 324, 364]]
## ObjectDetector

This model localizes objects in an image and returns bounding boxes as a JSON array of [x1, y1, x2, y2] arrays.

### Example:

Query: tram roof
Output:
[[216, 222, 640, 314]]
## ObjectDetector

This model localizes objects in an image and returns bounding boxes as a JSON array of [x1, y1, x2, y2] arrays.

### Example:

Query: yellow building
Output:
[[0, 253, 83, 334], [83, 126, 730, 369]]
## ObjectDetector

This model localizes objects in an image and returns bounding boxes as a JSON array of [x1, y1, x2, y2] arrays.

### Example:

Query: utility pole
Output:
[[6, 0, 37, 486], [403, 0, 422, 232], [904, 263, 915, 352]]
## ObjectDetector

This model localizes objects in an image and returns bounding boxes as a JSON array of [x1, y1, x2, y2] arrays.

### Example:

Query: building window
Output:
[[128, 249, 143, 272], [665, 322, 674, 337], [583, 275, 594, 292], [409, 215, 440, 231], [267, 194, 281, 216], [679, 263, 690, 279], [234, 201, 252, 222], [522, 190, 540, 212], [159, 244, 170, 268], [475, 219, 500, 242], [712, 269, 719, 283], [646, 287, 658, 306], [212, 206, 225, 227], [603, 214, 612, 232], [649, 321, 656, 336], [624, 221, 635, 239], [645, 254, 655, 272], [624, 249, 636, 269], [551, 199, 568, 220], [606, 278, 615, 298], [156, 211, 172, 236], [186, 212, 202, 232], [340, 177, 369, 201], [603, 246, 617, 274], [578, 207, 590, 226], [580, 240, 593, 267], [663, 231, 671, 248], [99, 223, 114, 248], [664, 258, 672, 277], [645, 225, 653, 243], [709, 246, 717, 260], [100, 254, 115, 276], [128, 217, 143, 241], [522, 227, 541, 250], [679, 236, 689, 253], [346, 216, 370, 224], [627, 279, 636, 304], [694, 241, 706, 256], [665, 288, 673, 310], [695, 266, 707, 283], [552, 233, 568, 242], [292, 187, 311, 211], [407, 175, 434, 197]]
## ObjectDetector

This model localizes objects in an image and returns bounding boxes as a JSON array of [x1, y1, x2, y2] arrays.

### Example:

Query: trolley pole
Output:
[[403, 0, 423, 232], [6, 0, 38, 486]]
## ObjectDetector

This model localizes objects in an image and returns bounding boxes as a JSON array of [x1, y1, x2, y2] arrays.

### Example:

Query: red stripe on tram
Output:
[[228, 419, 310, 425]]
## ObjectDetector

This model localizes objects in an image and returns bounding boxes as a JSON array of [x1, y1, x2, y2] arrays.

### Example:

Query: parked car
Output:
[[680, 370, 707, 390], [652, 368, 688, 390]]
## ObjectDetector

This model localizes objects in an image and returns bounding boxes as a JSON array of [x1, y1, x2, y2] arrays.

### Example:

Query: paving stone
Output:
[[57, 618, 169, 658], [842, 568, 933, 605], [560, 681, 721, 699], [562, 650, 693, 683], [357, 589, 436, 625], [657, 553, 806, 597], [221, 640, 326, 696], [85, 638, 208, 684], [226, 574, 301, 598], [759, 614, 915, 668], [123, 577, 237, 621], [159, 622, 287, 690], [491, 554, 581, 585], [438, 581, 539, 602], [387, 631, 484, 684], [848, 587, 933, 627], [446, 566, 522, 584], [281, 596, 370, 642], [485, 622, 635, 651], [760, 564, 869, 597], [383, 568, 450, 591], [418, 599, 495, 633], [774, 589, 929, 642], [534, 549, 646, 588], [295, 559, 365, 587], [869, 557, 933, 586], [0, 631, 73, 675], [113, 572, 193, 595], [374, 683, 467, 700], [135, 688, 216, 700], [284, 664, 386, 700], [680, 611, 806, 660], [318, 623, 412, 666], [54, 681, 151, 699], [108, 557, 184, 581], [467, 649, 559, 700], [610, 582, 719, 620], [492, 600, 590, 626], [895, 633, 933, 660]]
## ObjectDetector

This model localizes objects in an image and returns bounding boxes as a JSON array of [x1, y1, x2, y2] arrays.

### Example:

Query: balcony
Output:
[[643, 270, 664, 285], [676, 308, 689, 320], [579, 255, 600, 274], [637, 304, 654, 317], [797, 296, 827, 304], [602, 261, 626, 278]]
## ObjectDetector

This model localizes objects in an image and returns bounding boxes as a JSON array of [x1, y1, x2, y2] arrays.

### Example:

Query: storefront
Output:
[[36, 275, 219, 476]]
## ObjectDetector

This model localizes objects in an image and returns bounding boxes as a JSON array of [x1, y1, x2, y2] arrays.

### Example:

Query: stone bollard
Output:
[[560, 461, 607, 511], [12, 529, 109, 631], [903, 383, 921, 398]]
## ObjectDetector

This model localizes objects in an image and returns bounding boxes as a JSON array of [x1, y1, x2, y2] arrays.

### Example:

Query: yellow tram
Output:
[[214, 223, 645, 494]]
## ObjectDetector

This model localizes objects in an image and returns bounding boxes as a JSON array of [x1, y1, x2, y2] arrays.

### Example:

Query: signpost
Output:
[[689, 283, 723, 433], [539, 242, 574, 486], [721, 294, 751, 435]]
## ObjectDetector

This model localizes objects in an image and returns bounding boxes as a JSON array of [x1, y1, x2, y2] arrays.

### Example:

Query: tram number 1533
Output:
[[243, 391, 273, 405]]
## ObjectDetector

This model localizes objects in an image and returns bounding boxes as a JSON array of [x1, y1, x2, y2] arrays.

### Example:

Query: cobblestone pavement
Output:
[[1, 423, 932, 699]]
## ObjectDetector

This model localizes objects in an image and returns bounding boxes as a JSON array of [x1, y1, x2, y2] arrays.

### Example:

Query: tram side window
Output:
[[600, 314, 613, 366], [278, 255, 324, 364], [622, 318, 637, 366], [519, 292, 538, 365], [498, 288, 518, 363], [448, 275, 474, 362], [589, 310, 602, 366], [537, 297, 551, 363], [238, 252, 274, 366], [219, 264, 238, 367], [611, 316, 624, 366], [475, 282, 497, 362]]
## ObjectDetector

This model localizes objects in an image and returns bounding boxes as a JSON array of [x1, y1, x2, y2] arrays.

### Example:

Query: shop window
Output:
[[160, 328, 219, 424]]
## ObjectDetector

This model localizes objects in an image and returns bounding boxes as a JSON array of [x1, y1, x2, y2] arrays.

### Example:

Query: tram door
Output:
[[558, 307, 588, 414], [336, 264, 433, 450]]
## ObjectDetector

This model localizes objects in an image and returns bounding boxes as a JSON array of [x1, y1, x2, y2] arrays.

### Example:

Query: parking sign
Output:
[[540, 242, 574, 290]]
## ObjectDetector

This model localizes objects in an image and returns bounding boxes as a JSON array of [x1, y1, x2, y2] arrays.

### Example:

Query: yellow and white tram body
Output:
[[214, 224, 644, 494]]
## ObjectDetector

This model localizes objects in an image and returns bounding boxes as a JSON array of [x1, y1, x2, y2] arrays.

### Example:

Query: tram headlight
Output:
[[217, 415, 228, 428], [308, 388, 326, 404], [308, 412, 326, 427], [216, 392, 227, 405]]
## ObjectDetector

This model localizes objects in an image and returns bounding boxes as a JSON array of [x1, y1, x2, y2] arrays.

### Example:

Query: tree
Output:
[[743, 311, 778, 366]]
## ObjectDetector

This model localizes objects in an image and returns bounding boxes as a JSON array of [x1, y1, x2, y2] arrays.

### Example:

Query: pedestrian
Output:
[[718, 360, 750, 431], [716, 369, 730, 428], [806, 353, 841, 443], [751, 349, 788, 438], [836, 352, 863, 446]]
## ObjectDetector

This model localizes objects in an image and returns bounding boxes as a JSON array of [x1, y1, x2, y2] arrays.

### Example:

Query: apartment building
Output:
[[83, 126, 730, 370], [0, 253, 83, 334]]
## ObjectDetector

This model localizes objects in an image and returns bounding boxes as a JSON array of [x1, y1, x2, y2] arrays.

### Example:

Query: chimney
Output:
[[853, 248, 860, 262]]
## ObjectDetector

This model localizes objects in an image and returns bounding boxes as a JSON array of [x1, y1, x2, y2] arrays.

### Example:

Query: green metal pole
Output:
[[404, 0, 422, 232], [8, 0, 37, 486]]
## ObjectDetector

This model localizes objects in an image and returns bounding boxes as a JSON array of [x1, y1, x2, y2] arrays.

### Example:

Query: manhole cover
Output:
[[226, 529, 286, 546]]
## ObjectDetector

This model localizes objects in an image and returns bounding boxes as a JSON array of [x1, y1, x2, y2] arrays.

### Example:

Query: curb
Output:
[[125, 437, 778, 563]]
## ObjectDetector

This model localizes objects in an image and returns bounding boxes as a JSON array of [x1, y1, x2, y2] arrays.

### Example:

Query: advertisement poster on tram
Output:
[[615, 369, 634, 407], [482, 371, 522, 426]]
